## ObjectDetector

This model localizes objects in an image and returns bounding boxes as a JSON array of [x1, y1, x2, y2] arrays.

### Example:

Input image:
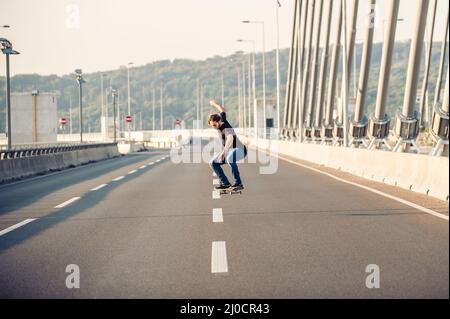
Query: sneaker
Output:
[[232, 183, 244, 190], [215, 183, 231, 190]]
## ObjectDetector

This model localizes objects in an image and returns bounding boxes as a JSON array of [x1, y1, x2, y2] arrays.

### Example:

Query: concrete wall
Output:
[[0, 145, 120, 184], [242, 137, 449, 202]]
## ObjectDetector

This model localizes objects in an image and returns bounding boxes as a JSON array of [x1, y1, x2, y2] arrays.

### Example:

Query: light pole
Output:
[[100, 73, 108, 140], [1, 38, 19, 150], [74, 69, 85, 143], [127, 62, 134, 130], [111, 88, 118, 142], [243, 20, 266, 137], [160, 84, 164, 130], [152, 85, 156, 131], [237, 39, 257, 137]]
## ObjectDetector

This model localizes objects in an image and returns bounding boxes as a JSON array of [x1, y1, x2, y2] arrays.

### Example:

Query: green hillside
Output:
[[0, 40, 448, 133]]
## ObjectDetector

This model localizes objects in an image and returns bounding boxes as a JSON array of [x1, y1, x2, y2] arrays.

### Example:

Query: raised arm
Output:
[[209, 99, 225, 113]]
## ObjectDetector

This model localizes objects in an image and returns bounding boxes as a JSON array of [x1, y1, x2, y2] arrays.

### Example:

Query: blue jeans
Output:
[[209, 148, 247, 185]]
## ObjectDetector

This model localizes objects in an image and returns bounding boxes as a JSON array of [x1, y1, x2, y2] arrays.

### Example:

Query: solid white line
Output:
[[277, 154, 449, 222], [54, 197, 81, 209], [90, 184, 107, 191], [139, 165, 147, 169], [112, 176, 125, 181], [128, 170, 137, 175], [0, 219, 36, 237], [212, 190, 221, 199], [211, 241, 228, 273], [213, 179, 220, 185], [213, 208, 223, 223]]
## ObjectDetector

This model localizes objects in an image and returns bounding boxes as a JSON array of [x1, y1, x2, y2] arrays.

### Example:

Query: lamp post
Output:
[[243, 20, 266, 137], [1, 38, 19, 150], [127, 62, 134, 131], [111, 88, 118, 142], [237, 39, 257, 137], [74, 69, 85, 143]]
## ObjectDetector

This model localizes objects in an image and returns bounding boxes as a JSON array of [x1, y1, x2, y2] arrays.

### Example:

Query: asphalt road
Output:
[[0, 147, 448, 298]]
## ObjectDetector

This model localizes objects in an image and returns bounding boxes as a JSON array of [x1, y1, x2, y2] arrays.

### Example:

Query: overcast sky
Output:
[[0, 0, 448, 76]]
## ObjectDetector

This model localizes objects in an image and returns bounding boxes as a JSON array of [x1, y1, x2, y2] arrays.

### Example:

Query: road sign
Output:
[[60, 117, 67, 125], [126, 115, 132, 123]]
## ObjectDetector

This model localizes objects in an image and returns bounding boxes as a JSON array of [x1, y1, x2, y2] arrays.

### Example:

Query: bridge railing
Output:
[[0, 142, 118, 160]]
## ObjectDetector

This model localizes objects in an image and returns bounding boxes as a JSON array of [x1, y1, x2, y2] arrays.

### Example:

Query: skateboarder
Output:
[[208, 99, 247, 190]]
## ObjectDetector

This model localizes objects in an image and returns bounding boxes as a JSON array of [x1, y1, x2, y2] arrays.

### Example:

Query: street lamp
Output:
[[127, 62, 134, 131], [74, 68, 85, 143], [242, 20, 266, 137], [1, 38, 20, 150], [111, 88, 118, 142], [237, 39, 257, 138]]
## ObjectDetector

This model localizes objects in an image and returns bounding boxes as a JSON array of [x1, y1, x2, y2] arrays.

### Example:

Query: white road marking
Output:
[[0, 219, 36, 237], [212, 190, 221, 199], [139, 165, 147, 169], [277, 154, 449, 222], [211, 241, 228, 273], [128, 170, 137, 175], [112, 176, 125, 181], [54, 197, 81, 209], [213, 179, 220, 185], [148, 162, 154, 165], [90, 184, 107, 191], [213, 208, 223, 223]]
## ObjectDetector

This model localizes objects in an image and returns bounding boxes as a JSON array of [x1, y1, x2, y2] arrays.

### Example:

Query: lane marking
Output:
[[212, 190, 221, 199], [139, 165, 147, 169], [213, 208, 223, 223], [276, 154, 449, 221], [211, 241, 228, 273], [112, 176, 125, 181], [148, 162, 154, 165], [0, 219, 36, 237], [55, 197, 81, 209], [128, 170, 137, 175], [90, 184, 107, 191], [213, 179, 220, 185]]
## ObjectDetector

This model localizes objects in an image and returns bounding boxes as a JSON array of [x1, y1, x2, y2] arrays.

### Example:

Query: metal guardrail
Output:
[[0, 142, 118, 160]]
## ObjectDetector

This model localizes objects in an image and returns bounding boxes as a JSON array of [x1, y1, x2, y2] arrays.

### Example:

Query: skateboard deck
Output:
[[219, 186, 244, 195]]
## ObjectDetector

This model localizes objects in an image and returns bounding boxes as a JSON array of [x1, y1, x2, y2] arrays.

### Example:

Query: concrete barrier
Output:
[[0, 144, 120, 184], [242, 136, 449, 202]]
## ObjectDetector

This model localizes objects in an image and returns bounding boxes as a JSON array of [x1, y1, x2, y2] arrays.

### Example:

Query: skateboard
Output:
[[219, 186, 244, 195]]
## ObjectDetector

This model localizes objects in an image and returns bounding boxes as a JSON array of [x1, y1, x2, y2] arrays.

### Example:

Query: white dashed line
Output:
[[139, 165, 147, 169], [128, 170, 137, 175], [112, 176, 125, 181], [148, 162, 154, 165], [212, 190, 221, 199], [211, 241, 228, 273], [0, 219, 36, 237], [90, 184, 107, 191], [54, 197, 81, 209], [212, 208, 223, 223]]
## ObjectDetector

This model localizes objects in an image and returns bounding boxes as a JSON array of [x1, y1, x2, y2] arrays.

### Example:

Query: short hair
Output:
[[208, 113, 222, 124]]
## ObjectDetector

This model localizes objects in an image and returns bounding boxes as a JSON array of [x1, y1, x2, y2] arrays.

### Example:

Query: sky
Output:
[[0, 0, 448, 76]]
